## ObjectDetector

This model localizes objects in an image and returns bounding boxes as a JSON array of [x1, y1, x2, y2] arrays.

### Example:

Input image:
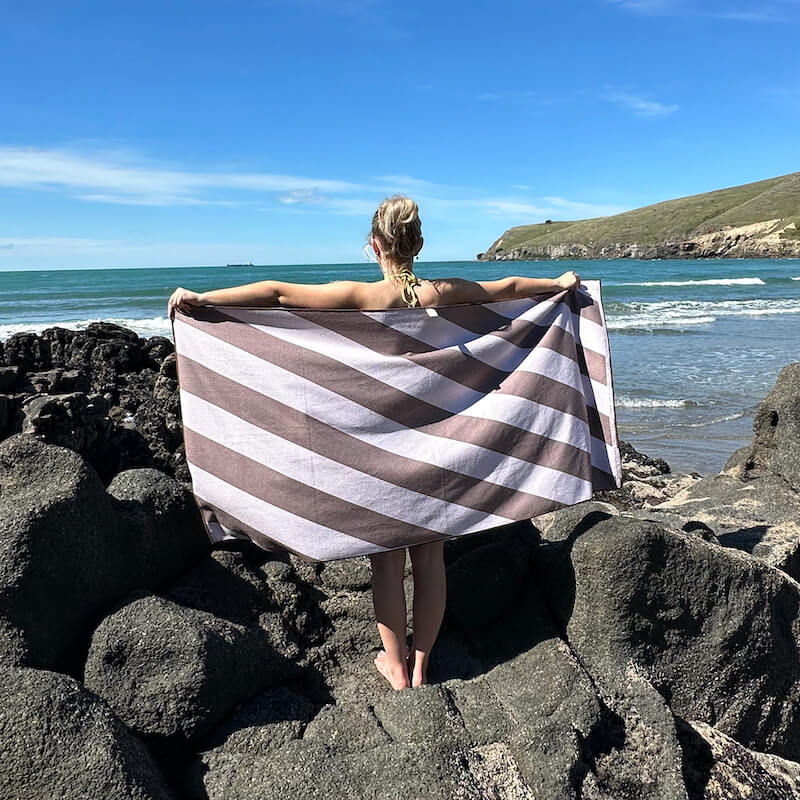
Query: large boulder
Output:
[[746, 361, 800, 491], [106, 467, 208, 587], [538, 513, 800, 761], [83, 590, 300, 754], [0, 665, 173, 800], [0, 434, 136, 672]]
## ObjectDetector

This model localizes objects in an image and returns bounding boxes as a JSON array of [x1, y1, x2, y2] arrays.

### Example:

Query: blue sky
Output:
[[1, 0, 798, 269]]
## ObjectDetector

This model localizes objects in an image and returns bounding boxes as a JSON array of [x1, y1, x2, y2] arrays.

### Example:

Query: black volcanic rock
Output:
[[0, 365, 22, 392], [746, 362, 800, 492], [20, 391, 117, 481], [539, 513, 800, 761], [0, 666, 174, 800], [2, 331, 51, 372], [654, 473, 800, 580], [83, 590, 298, 755], [0, 434, 136, 673], [106, 467, 208, 587], [0, 324, 182, 482], [0, 435, 208, 676]]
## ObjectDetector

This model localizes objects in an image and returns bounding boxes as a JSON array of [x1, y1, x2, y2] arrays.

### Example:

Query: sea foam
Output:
[[607, 298, 800, 331], [620, 277, 766, 287], [0, 315, 172, 341], [617, 396, 697, 409]]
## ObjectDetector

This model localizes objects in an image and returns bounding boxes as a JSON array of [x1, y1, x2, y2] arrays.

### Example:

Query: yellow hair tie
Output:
[[389, 267, 420, 308]]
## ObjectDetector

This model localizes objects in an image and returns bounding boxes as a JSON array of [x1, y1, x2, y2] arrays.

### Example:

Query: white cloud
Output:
[[0, 146, 363, 206], [605, 91, 679, 117], [77, 193, 239, 207], [0, 236, 124, 249], [606, 0, 794, 21], [483, 195, 627, 220], [277, 189, 329, 205]]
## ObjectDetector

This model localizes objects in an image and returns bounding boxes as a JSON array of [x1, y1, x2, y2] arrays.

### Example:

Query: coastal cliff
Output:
[[2, 322, 800, 798], [478, 171, 800, 261]]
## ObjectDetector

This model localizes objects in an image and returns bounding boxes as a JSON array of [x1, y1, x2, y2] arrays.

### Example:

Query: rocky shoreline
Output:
[[478, 219, 800, 261], [2, 322, 800, 799]]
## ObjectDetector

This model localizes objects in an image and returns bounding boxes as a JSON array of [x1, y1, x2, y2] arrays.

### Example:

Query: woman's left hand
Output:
[[168, 287, 206, 320]]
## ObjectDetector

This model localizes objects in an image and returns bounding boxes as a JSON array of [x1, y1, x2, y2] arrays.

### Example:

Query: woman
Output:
[[168, 194, 581, 690]]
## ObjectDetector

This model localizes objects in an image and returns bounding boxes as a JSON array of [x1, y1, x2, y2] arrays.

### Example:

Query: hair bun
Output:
[[370, 195, 422, 263]]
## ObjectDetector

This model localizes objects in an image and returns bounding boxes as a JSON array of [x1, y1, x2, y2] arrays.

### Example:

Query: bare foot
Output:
[[374, 649, 411, 690]]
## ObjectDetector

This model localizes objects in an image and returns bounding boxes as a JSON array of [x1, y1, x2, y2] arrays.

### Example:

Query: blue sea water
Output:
[[2, 258, 799, 475]]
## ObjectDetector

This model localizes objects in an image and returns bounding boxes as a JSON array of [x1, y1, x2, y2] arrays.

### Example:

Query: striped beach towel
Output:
[[171, 280, 622, 562]]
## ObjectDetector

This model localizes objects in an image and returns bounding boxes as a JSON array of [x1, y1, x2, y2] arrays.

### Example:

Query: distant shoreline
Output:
[[3, 253, 800, 274]]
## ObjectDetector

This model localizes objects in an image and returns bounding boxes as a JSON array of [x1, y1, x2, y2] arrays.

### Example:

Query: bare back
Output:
[[360, 276, 489, 311]]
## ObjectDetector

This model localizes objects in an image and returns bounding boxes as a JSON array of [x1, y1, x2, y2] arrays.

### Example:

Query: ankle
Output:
[[411, 650, 429, 672]]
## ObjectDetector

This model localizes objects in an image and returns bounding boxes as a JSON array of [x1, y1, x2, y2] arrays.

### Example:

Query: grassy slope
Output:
[[488, 171, 800, 253]]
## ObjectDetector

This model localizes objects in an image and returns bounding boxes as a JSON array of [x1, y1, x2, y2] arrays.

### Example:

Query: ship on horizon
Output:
[[226, 261, 255, 267]]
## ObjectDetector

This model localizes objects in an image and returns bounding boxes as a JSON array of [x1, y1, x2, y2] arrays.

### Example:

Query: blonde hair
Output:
[[370, 195, 422, 264]]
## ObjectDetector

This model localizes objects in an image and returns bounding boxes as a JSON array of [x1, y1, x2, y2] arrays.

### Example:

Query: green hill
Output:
[[478, 171, 800, 261]]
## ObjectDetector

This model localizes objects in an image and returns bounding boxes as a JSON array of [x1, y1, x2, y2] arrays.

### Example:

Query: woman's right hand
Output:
[[168, 287, 206, 320], [556, 270, 581, 291]]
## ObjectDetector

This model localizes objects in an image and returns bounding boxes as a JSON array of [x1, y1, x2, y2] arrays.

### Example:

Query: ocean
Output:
[[2, 258, 799, 476]]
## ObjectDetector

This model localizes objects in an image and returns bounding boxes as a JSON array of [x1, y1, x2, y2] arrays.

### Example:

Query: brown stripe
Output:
[[435, 288, 604, 332], [499, 371, 613, 443], [290, 300, 607, 389], [185, 428, 453, 548], [297, 308, 613, 442], [178, 355, 557, 518], [188, 306, 607, 441], [436, 294, 607, 384], [287, 307, 521, 394], [177, 310, 612, 483]]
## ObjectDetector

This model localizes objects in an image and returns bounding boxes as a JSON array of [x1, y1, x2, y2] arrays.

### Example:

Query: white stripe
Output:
[[364, 296, 610, 414], [487, 284, 608, 353], [218, 306, 611, 442], [366, 293, 608, 365], [173, 320, 592, 501], [190, 467, 387, 560], [182, 390, 518, 533], [364, 297, 563, 357]]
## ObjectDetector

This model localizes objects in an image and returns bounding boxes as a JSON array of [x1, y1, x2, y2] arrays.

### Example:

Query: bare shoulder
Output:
[[420, 277, 490, 306]]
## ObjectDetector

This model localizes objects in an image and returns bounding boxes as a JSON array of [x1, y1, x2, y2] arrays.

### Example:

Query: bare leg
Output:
[[369, 548, 411, 690], [408, 539, 446, 687]]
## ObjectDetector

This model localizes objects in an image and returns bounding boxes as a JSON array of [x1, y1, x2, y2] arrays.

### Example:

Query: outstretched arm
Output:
[[430, 270, 581, 305], [168, 279, 369, 319], [199, 279, 370, 308]]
